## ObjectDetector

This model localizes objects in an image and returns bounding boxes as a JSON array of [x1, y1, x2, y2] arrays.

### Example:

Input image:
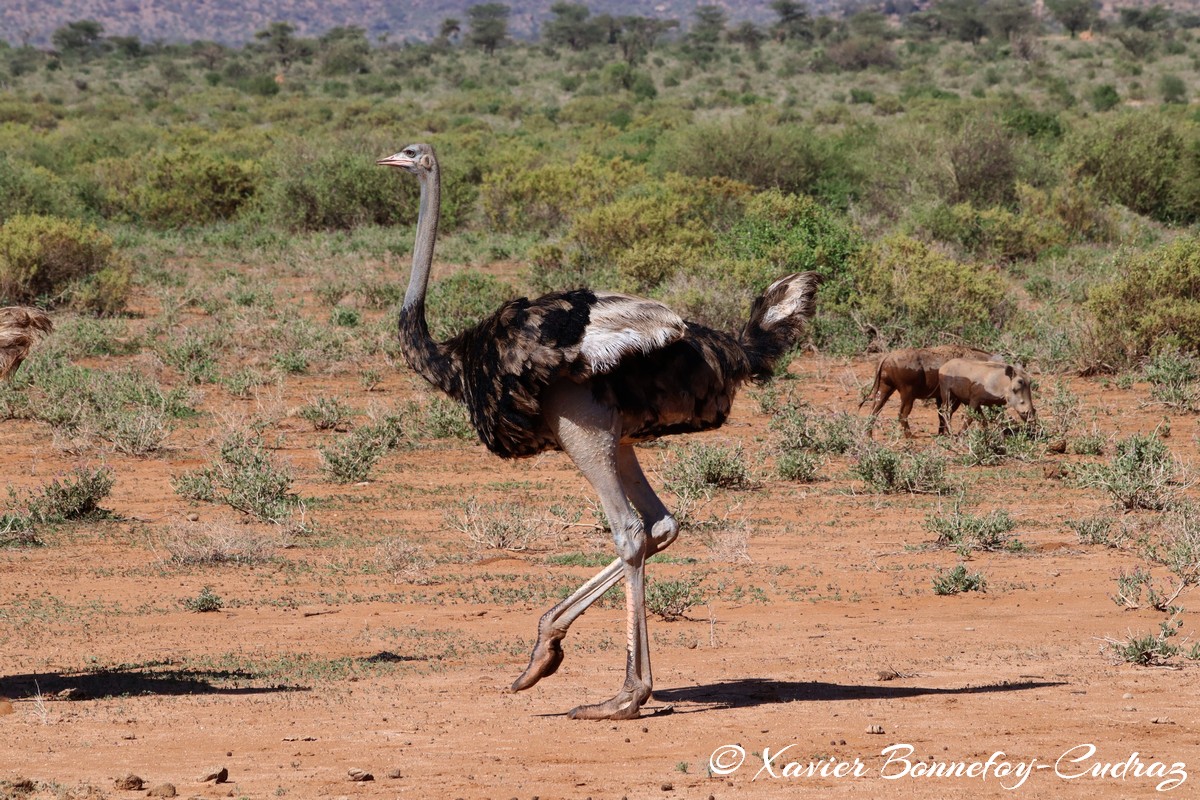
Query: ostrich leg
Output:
[[511, 382, 653, 719], [510, 443, 677, 698]]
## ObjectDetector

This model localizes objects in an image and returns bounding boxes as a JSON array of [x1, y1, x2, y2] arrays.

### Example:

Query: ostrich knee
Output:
[[649, 514, 679, 554], [613, 518, 648, 564]]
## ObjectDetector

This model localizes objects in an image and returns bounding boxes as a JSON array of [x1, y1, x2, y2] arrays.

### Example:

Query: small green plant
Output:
[[778, 451, 820, 482], [21, 466, 115, 523], [319, 415, 404, 483], [932, 564, 986, 595], [646, 577, 706, 621], [1144, 348, 1200, 411], [222, 367, 271, 399], [182, 586, 224, 613], [770, 404, 865, 455], [1067, 516, 1117, 546], [330, 306, 361, 327], [298, 396, 352, 431], [925, 504, 1021, 556], [853, 445, 949, 494], [1073, 433, 1184, 511], [666, 443, 751, 497], [0, 513, 37, 547], [1106, 618, 1183, 666], [359, 369, 383, 392], [173, 431, 302, 523]]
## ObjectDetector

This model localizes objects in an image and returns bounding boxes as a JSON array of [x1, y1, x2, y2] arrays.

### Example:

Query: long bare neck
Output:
[[404, 166, 440, 312], [398, 160, 463, 399]]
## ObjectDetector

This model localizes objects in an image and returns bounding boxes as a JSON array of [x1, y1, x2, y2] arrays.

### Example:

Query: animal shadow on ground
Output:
[[653, 677, 1066, 712], [0, 654, 433, 700], [0, 662, 304, 700]]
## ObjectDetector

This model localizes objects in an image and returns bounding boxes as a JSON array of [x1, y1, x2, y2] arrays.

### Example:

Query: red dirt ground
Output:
[[2, 294, 1198, 799]]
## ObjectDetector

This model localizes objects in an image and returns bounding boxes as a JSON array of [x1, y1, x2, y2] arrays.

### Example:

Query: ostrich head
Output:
[[377, 143, 436, 175]]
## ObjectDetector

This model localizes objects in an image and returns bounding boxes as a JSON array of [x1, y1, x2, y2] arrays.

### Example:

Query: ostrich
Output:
[[378, 143, 818, 720], [0, 307, 52, 380]]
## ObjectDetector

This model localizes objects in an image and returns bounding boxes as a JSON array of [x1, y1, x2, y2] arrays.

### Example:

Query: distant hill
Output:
[[0, 0, 856, 48]]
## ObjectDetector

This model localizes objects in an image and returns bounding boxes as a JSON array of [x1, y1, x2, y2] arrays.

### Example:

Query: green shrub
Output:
[[646, 576, 705, 621], [932, 564, 986, 595], [666, 443, 751, 496], [0, 156, 83, 223], [925, 503, 1021, 555], [413, 396, 475, 441], [299, 396, 352, 431], [1160, 74, 1187, 105], [174, 431, 303, 523], [949, 117, 1018, 208], [21, 465, 115, 523], [852, 234, 1009, 336], [1074, 433, 1182, 511], [182, 586, 224, 612], [133, 148, 261, 227], [853, 444, 950, 494], [319, 414, 404, 483], [1090, 84, 1121, 112], [1088, 236, 1200, 365], [719, 189, 865, 302], [778, 451, 820, 482], [654, 113, 859, 206], [1065, 113, 1198, 223], [264, 136, 478, 231], [1144, 347, 1200, 410], [0, 214, 130, 314], [770, 404, 864, 455], [480, 154, 646, 233]]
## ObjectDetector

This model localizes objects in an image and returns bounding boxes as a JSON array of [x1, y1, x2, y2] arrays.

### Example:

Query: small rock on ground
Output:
[[113, 774, 144, 790], [147, 783, 177, 797], [197, 767, 228, 783], [347, 768, 374, 782]]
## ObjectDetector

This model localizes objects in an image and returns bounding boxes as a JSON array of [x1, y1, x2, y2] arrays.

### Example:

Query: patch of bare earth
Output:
[[2, 286, 1198, 798]]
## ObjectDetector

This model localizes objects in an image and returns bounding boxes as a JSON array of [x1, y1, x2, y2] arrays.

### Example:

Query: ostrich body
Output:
[[0, 307, 52, 380], [380, 143, 818, 720]]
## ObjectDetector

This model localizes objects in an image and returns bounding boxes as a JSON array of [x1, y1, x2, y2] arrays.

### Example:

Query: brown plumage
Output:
[[380, 143, 818, 720], [0, 307, 53, 380]]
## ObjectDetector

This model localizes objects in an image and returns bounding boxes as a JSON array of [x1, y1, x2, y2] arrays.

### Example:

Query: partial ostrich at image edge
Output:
[[379, 142, 818, 720], [0, 306, 53, 381]]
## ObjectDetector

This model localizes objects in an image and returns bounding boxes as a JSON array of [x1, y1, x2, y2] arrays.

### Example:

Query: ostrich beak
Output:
[[377, 153, 414, 168]]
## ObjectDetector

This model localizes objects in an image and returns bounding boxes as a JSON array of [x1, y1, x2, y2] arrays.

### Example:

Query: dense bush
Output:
[[718, 189, 865, 302], [560, 173, 750, 293], [481, 154, 646, 233], [0, 156, 83, 223], [852, 234, 1009, 336], [1088, 236, 1200, 364], [654, 114, 859, 207], [1065, 113, 1200, 224], [133, 148, 262, 228], [0, 214, 130, 314], [263, 140, 412, 231]]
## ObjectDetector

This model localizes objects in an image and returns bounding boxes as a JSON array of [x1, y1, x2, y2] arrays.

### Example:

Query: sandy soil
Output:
[[2, 295, 1198, 799]]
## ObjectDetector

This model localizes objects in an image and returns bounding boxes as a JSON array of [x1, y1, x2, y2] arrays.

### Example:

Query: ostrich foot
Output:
[[509, 630, 565, 692], [567, 683, 651, 721]]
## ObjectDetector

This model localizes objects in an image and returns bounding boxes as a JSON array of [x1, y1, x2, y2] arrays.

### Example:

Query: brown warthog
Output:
[[937, 358, 1036, 433], [859, 345, 992, 437]]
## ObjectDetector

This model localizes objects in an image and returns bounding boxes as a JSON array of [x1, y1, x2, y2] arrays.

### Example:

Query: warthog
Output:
[[860, 345, 992, 437], [937, 358, 1036, 433]]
